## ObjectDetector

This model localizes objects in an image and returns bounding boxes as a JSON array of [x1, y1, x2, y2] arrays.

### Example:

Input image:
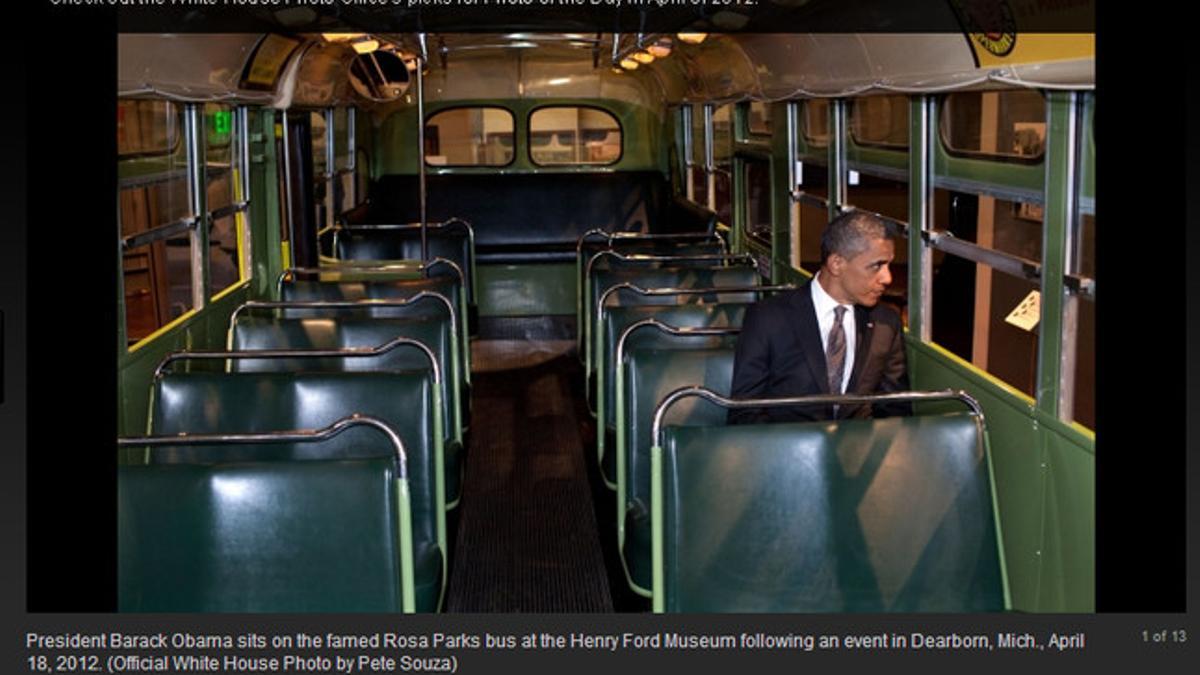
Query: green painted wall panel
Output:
[[909, 341, 1045, 611], [1039, 431, 1096, 611], [477, 263, 574, 316], [908, 339, 1094, 612]]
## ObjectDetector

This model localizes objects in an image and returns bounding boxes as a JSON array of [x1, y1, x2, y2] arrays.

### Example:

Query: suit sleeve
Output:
[[872, 318, 913, 418], [727, 304, 773, 424]]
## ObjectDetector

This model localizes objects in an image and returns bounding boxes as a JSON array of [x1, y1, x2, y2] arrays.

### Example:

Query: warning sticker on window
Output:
[[1004, 290, 1041, 332]]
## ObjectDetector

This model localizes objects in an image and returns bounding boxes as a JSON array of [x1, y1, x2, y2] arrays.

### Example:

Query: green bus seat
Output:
[[594, 304, 748, 488], [277, 277, 472, 400], [621, 345, 735, 596], [655, 412, 1008, 612], [585, 264, 758, 382], [228, 316, 464, 509], [119, 418, 425, 613], [335, 220, 476, 307], [576, 234, 726, 358], [145, 370, 445, 612]]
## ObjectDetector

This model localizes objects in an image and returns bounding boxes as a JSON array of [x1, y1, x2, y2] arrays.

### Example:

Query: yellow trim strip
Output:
[[1067, 419, 1096, 441], [211, 279, 250, 303], [127, 308, 198, 354]]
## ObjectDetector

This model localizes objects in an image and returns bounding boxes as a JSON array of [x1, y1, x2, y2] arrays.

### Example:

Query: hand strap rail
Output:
[[118, 413, 409, 479], [597, 284, 793, 354], [276, 256, 464, 296], [615, 320, 742, 374], [577, 228, 725, 252], [585, 251, 755, 287], [153, 335, 441, 386], [336, 216, 472, 233], [651, 387, 984, 448], [231, 292, 457, 351]]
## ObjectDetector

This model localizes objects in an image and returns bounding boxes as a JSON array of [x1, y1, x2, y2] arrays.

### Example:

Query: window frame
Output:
[[424, 105, 517, 168], [526, 104, 624, 168]]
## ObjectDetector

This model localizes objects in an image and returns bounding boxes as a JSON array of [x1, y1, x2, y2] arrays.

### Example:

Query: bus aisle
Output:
[[445, 340, 613, 611]]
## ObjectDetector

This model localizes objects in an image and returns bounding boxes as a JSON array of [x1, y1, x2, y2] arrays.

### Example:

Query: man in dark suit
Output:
[[729, 211, 910, 423]]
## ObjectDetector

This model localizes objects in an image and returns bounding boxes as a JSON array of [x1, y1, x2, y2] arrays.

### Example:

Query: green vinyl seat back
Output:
[[278, 276, 471, 394], [590, 261, 757, 312], [120, 456, 408, 613], [578, 237, 720, 284], [279, 276, 462, 326], [230, 315, 452, 426], [592, 303, 747, 488], [228, 316, 464, 506], [144, 370, 444, 612], [658, 412, 1007, 612], [576, 237, 727, 359], [335, 224, 474, 304], [621, 345, 735, 594], [601, 304, 748, 431], [582, 241, 727, 299], [585, 264, 758, 388]]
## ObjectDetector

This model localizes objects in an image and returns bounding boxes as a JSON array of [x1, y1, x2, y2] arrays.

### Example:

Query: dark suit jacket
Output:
[[728, 281, 910, 423]]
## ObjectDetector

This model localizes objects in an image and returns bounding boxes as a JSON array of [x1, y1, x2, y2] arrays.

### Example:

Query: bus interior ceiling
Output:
[[115, 29, 1096, 612]]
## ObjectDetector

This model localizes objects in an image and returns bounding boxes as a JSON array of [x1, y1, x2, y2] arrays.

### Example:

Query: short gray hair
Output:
[[820, 211, 896, 265]]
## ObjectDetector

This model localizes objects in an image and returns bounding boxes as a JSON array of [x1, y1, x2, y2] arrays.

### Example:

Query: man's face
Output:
[[830, 237, 895, 306]]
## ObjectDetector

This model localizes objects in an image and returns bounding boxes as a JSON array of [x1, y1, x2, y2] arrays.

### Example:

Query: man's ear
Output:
[[826, 253, 844, 276]]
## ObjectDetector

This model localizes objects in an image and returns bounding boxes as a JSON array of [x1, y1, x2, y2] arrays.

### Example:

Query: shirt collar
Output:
[[811, 271, 848, 318]]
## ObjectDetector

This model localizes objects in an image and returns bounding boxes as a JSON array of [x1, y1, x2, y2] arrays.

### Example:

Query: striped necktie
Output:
[[827, 305, 847, 395]]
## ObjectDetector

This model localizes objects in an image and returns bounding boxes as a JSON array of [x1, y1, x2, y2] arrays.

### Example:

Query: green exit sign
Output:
[[213, 110, 232, 135]]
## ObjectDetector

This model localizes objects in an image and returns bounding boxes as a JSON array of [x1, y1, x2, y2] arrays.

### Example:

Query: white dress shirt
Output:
[[811, 272, 856, 393]]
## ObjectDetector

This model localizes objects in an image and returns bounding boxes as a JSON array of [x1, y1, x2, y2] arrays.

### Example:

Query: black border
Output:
[[7, 4, 1194, 673]]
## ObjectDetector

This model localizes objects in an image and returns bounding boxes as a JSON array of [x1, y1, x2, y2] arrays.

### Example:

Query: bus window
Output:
[[1072, 292, 1095, 429], [425, 107, 515, 167], [334, 108, 352, 213], [1076, 213, 1095, 278], [746, 100, 772, 137], [689, 104, 707, 206], [929, 190, 1044, 399], [310, 110, 329, 233], [940, 90, 1046, 161], [119, 99, 195, 345], [931, 252, 1041, 400], [206, 103, 241, 296], [118, 99, 178, 157], [939, 192, 1044, 262], [529, 106, 621, 166], [850, 94, 908, 149], [712, 103, 732, 224], [1069, 212, 1096, 429], [802, 99, 829, 147], [743, 157, 771, 246]]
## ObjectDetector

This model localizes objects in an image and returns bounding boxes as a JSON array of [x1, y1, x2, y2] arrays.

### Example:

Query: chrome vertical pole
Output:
[[325, 107, 336, 226], [681, 105, 694, 202], [704, 103, 715, 213], [184, 103, 209, 308], [828, 98, 847, 221], [348, 107, 357, 206], [417, 34, 429, 262], [280, 111, 296, 269]]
